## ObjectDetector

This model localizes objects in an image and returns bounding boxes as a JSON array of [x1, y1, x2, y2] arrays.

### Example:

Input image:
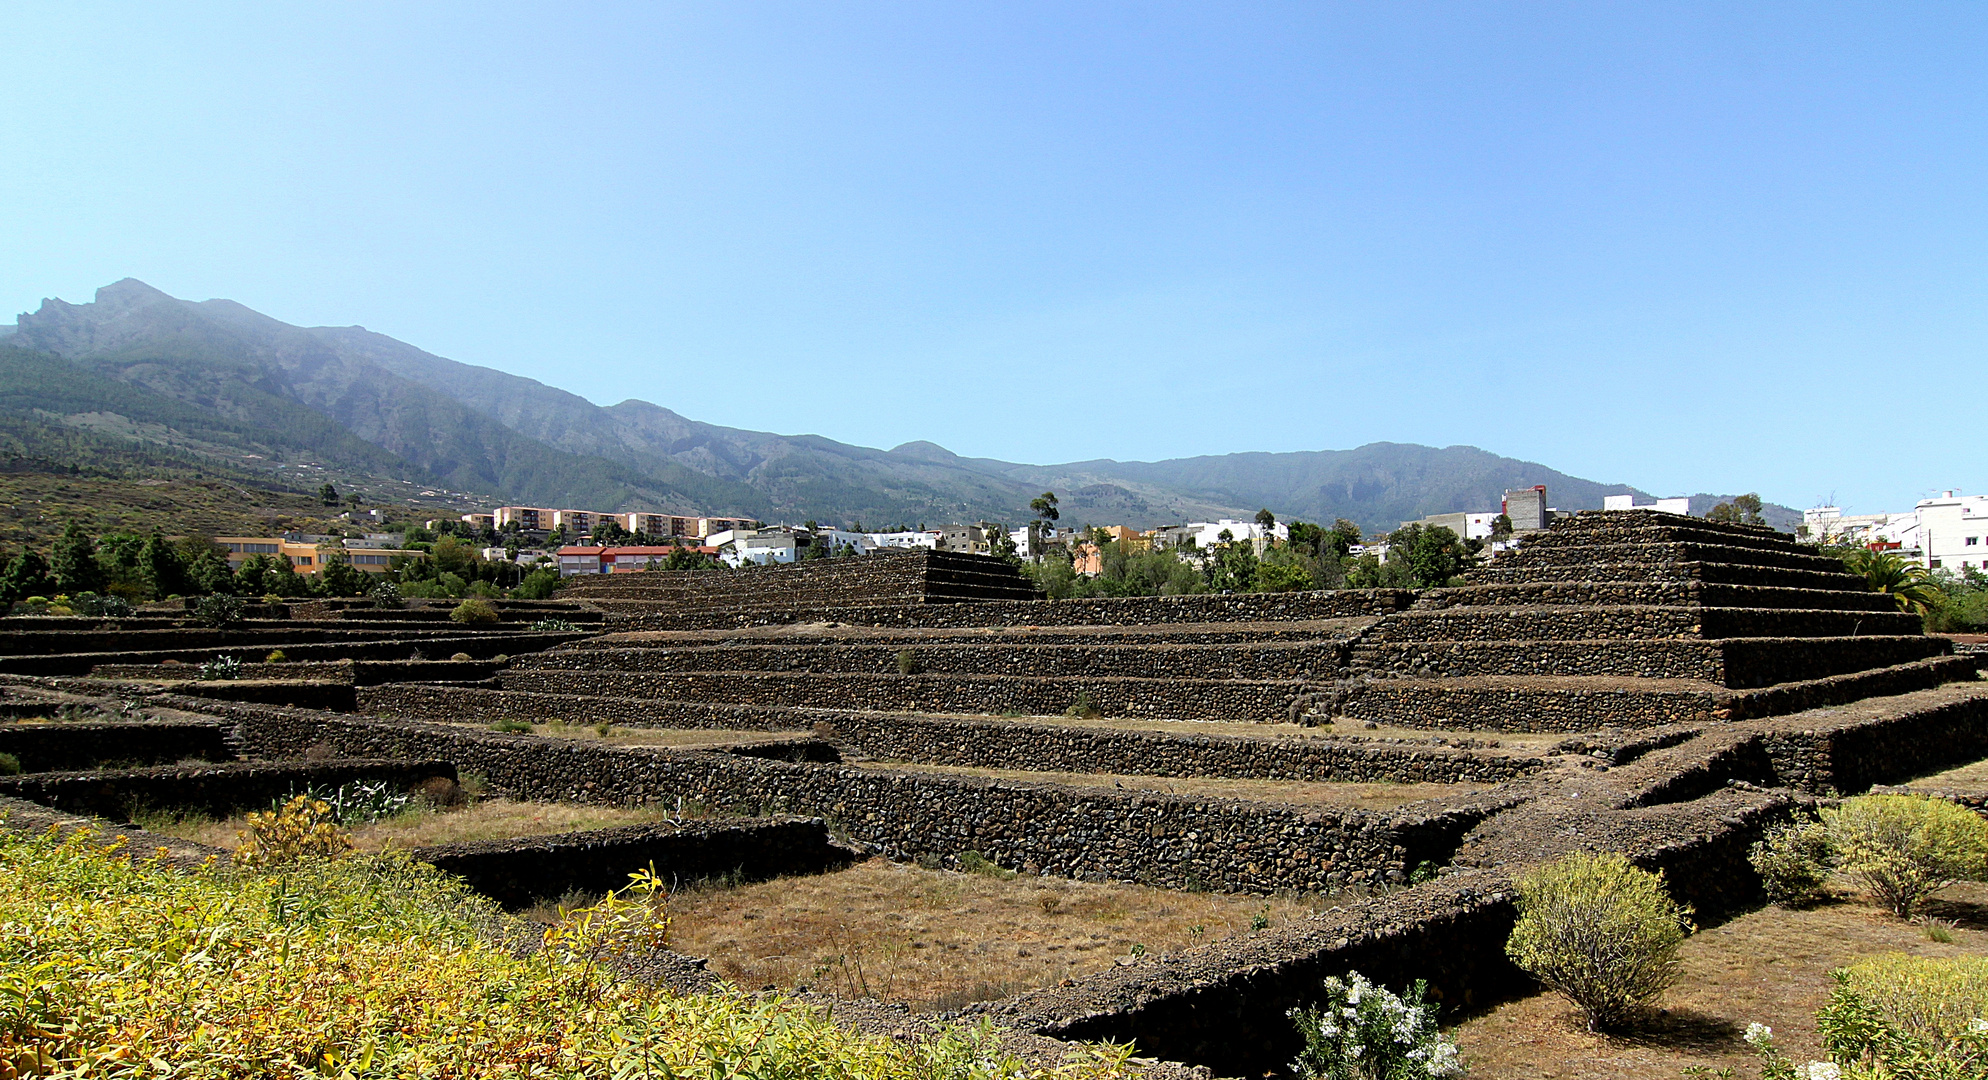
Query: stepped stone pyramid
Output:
[[1335, 509, 1975, 731], [560, 550, 1043, 623]]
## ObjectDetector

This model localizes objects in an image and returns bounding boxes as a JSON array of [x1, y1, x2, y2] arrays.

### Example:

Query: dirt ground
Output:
[[1905, 755, 1988, 791], [149, 797, 674, 851], [1452, 880, 1988, 1078], [663, 856, 1320, 1012], [856, 761, 1482, 810]]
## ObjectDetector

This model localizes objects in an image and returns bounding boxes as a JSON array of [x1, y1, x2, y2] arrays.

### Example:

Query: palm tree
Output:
[[1838, 547, 1944, 614]]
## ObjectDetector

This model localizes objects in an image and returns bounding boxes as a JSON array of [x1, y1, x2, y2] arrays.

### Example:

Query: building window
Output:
[[1967, 537, 1980, 546]]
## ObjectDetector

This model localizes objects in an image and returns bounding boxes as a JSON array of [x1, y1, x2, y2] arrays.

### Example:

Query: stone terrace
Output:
[[1334, 510, 1975, 731], [4, 517, 1986, 1076]]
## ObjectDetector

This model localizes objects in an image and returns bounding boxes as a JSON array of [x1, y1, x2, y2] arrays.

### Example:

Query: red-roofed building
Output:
[[557, 544, 721, 576]]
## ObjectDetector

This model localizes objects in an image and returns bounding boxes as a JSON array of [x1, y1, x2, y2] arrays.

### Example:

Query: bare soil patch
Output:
[[663, 856, 1319, 1011], [855, 761, 1480, 810], [147, 797, 672, 852], [1902, 752, 1988, 792], [1453, 880, 1988, 1079]]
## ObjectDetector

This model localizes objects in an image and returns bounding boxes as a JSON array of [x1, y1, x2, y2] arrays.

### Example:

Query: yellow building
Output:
[[215, 537, 428, 575]]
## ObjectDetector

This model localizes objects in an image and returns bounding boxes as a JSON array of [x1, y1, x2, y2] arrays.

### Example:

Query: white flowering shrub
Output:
[[1289, 971, 1464, 1079]]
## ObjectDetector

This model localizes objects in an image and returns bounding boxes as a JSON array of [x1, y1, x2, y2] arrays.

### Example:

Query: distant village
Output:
[[196, 484, 1986, 587]]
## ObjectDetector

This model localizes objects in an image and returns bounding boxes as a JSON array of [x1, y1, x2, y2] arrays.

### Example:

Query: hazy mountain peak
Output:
[[94, 277, 175, 310], [0, 279, 1798, 530], [888, 440, 961, 462]]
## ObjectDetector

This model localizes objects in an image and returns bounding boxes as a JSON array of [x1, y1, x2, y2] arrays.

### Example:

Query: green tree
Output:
[[138, 531, 186, 599], [1379, 523, 1470, 588], [0, 551, 55, 604], [1027, 492, 1060, 559], [1490, 513, 1514, 541], [1706, 493, 1765, 526], [267, 554, 310, 598], [1255, 508, 1276, 531], [234, 553, 277, 596], [187, 548, 237, 595], [315, 550, 371, 597], [50, 521, 107, 595], [318, 482, 339, 506]]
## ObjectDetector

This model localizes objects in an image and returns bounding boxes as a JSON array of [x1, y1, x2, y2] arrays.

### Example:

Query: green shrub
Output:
[[1505, 851, 1692, 1031], [513, 567, 561, 600], [0, 824, 1136, 1078], [370, 580, 406, 609], [955, 850, 1015, 879], [1288, 971, 1463, 1079], [450, 598, 500, 625], [529, 617, 579, 632], [895, 648, 921, 675], [1750, 817, 1836, 907], [197, 655, 242, 681], [66, 591, 133, 618], [1762, 954, 1988, 1077], [0, 752, 20, 776], [1065, 691, 1100, 719], [1823, 793, 1988, 918], [489, 718, 532, 734], [192, 593, 246, 628], [264, 649, 289, 664]]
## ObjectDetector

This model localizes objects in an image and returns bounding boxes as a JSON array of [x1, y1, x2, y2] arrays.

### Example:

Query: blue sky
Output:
[[4, 3, 1982, 513]]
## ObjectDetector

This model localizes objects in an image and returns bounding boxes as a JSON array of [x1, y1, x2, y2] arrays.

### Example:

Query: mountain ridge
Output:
[[5, 279, 1797, 531]]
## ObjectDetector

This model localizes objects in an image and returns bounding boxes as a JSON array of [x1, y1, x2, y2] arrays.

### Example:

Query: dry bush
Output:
[[233, 795, 352, 867], [1824, 794, 1988, 918], [1505, 851, 1693, 1032], [1750, 817, 1835, 907]]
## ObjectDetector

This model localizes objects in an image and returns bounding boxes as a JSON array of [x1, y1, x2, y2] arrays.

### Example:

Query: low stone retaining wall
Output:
[[91, 659, 500, 685], [0, 720, 232, 773], [0, 631, 587, 676], [1372, 606, 1922, 642], [356, 685, 1545, 783], [1356, 635, 1949, 687], [204, 703, 1499, 894], [1761, 685, 1988, 795], [1335, 679, 1724, 731], [410, 816, 858, 907], [499, 668, 1308, 724], [605, 590, 1417, 632], [520, 640, 1347, 682], [0, 757, 456, 821]]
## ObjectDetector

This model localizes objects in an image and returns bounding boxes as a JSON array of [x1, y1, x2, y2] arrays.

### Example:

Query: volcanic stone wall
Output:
[[498, 667, 1306, 723], [1354, 634, 1948, 686], [214, 703, 1500, 893], [357, 683, 1544, 784], [606, 589, 1416, 632], [518, 640, 1347, 681], [0, 757, 455, 820], [0, 720, 233, 773], [410, 817, 857, 908]]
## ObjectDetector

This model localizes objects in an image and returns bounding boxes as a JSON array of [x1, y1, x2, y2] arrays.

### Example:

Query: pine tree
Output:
[[0, 551, 55, 604], [50, 522, 107, 595]]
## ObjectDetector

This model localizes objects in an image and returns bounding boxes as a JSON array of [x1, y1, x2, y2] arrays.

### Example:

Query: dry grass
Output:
[[1453, 880, 1988, 1078], [1902, 752, 1988, 792], [663, 857, 1318, 1011], [855, 761, 1480, 810], [147, 798, 672, 852]]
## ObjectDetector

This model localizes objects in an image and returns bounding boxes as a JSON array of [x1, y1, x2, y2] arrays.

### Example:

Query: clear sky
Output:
[[4, 3, 1982, 513]]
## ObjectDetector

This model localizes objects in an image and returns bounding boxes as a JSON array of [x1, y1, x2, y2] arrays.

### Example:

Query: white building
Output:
[[867, 530, 940, 551], [1151, 519, 1289, 552], [1603, 494, 1692, 515], [1915, 491, 1988, 572], [1800, 491, 1988, 572], [723, 531, 801, 567]]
